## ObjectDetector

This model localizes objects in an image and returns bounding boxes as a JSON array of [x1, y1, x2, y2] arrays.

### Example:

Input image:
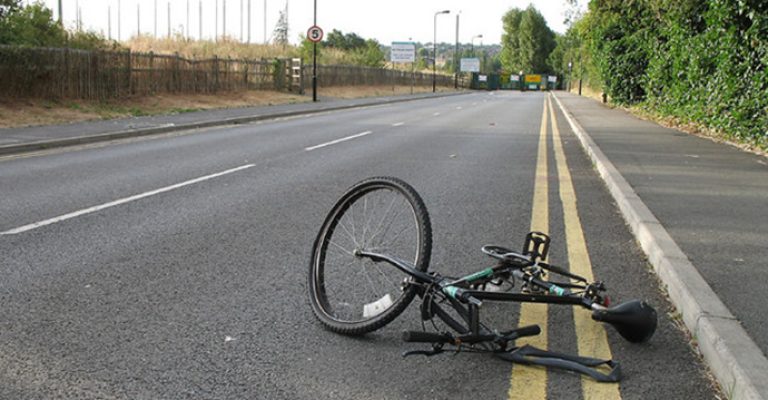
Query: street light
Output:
[[454, 12, 460, 89], [471, 34, 483, 54], [433, 10, 450, 93]]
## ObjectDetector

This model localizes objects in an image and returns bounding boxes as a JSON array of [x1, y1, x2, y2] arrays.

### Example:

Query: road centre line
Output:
[[392, 122, 405, 127], [0, 164, 255, 235], [548, 95, 620, 398], [304, 131, 373, 152], [508, 98, 550, 400]]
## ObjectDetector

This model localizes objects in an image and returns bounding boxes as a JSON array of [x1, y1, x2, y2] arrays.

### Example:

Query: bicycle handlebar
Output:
[[403, 324, 541, 345], [505, 324, 541, 340], [402, 330, 453, 343]]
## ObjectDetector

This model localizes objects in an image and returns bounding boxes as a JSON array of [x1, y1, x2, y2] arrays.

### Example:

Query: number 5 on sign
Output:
[[307, 25, 323, 42]]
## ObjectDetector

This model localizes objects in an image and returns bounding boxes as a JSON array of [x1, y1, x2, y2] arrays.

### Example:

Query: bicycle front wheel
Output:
[[308, 177, 432, 335]]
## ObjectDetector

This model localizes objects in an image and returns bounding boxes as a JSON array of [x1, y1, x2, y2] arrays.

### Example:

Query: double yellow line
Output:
[[508, 95, 620, 399]]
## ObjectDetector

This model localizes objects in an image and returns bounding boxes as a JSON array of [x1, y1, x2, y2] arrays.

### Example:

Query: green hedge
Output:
[[557, 0, 767, 149]]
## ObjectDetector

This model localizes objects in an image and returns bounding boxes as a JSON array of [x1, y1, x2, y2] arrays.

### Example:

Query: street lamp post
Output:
[[433, 10, 450, 93], [454, 12, 460, 89], [312, 0, 317, 102], [471, 34, 482, 55]]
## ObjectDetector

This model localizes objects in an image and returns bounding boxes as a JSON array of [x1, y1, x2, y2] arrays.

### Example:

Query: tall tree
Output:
[[0, 0, 21, 19], [500, 5, 556, 74]]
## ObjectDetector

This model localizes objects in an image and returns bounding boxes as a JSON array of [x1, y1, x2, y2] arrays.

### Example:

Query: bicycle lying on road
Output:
[[308, 177, 657, 382]]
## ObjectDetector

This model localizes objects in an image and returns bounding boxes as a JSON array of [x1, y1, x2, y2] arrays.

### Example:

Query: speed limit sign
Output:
[[307, 25, 324, 42]]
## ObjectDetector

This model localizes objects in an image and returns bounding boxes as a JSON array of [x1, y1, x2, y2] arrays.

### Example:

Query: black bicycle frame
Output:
[[357, 250, 594, 334]]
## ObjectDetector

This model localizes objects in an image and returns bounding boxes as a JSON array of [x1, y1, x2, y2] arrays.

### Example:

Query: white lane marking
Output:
[[456, 106, 463, 110], [392, 122, 405, 127], [304, 131, 372, 151], [433, 112, 441, 116], [0, 164, 255, 235]]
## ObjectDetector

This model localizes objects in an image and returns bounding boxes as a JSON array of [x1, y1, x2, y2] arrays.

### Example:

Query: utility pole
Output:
[[264, 0, 267, 44], [312, 0, 317, 102], [199, 0, 202, 40], [137, 3, 140, 36], [118, 0, 121, 41], [57, 0, 62, 25], [247, 0, 251, 43], [187, 0, 190, 40], [215, 0, 218, 42], [167, 2, 171, 38], [223, 0, 227, 40], [154, 0, 157, 37], [454, 13, 460, 89], [240, 0, 243, 42], [108, 6, 112, 39]]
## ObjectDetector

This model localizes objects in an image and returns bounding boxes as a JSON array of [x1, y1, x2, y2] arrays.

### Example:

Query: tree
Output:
[[0, 0, 21, 20], [351, 39, 385, 67], [500, 5, 556, 74], [0, 3, 66, 46], [325, 29, 366, 51], [584, 0, 655, 103], [500, 8, 524, 73]]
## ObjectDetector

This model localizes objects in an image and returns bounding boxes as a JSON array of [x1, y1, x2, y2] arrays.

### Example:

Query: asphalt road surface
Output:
[[0, 92, 718, 399]]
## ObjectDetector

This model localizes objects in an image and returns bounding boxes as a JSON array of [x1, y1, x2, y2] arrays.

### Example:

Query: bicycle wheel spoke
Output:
[[365, 193, 401, 248], [327, 238, 354, 256], [376, 223, 416, 255], [337, 217, 359, 248]]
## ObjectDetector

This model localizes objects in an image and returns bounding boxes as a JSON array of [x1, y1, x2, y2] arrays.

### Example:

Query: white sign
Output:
[[307, 25, 324, 43], [460, 58, 480, 72], [479, 75, 488, 82], [510, 75, 520, 82], [390, 42, 416, 63], [548, 75, 557, 83]]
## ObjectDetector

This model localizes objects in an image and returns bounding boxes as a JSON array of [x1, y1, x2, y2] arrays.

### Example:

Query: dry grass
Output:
[[126, 34, 299, 60], [0, 85, 459, 129], [0, 91, 308, 129]]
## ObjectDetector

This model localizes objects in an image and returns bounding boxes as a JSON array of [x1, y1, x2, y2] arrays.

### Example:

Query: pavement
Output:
[[553, 92, 768, 400], [2, 90, 766, 399]]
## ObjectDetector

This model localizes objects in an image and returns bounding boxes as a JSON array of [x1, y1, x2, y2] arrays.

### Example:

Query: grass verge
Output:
[[0, 85, 457, 130]]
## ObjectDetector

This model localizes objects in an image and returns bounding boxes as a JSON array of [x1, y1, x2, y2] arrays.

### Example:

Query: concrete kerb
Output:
[[551, 92, 768, 400], [0, 92, 466, 157]]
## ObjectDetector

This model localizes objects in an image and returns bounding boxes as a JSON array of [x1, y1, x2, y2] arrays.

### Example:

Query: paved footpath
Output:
[[554, 91, 768, 400]]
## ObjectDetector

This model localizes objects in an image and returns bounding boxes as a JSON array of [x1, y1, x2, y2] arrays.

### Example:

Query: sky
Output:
[[38, 0, 578, 46]]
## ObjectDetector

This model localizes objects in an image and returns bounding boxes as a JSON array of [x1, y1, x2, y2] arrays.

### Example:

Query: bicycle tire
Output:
[[308, 177, 432, 335]]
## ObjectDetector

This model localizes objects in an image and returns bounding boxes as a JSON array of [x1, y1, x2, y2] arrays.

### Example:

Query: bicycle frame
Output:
[[358, 249, 603, 336]]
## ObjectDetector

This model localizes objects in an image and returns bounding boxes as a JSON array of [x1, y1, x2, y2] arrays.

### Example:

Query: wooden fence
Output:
[[0, 45, 456, 100], [314, 65, 455, 88]]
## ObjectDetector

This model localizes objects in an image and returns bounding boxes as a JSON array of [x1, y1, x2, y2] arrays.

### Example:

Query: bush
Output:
[[554, 0, 767, 149]]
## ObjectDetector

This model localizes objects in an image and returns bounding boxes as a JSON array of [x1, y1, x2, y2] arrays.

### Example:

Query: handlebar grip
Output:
[[515, 324, 541, 338], [402, 331, 452, 343]]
